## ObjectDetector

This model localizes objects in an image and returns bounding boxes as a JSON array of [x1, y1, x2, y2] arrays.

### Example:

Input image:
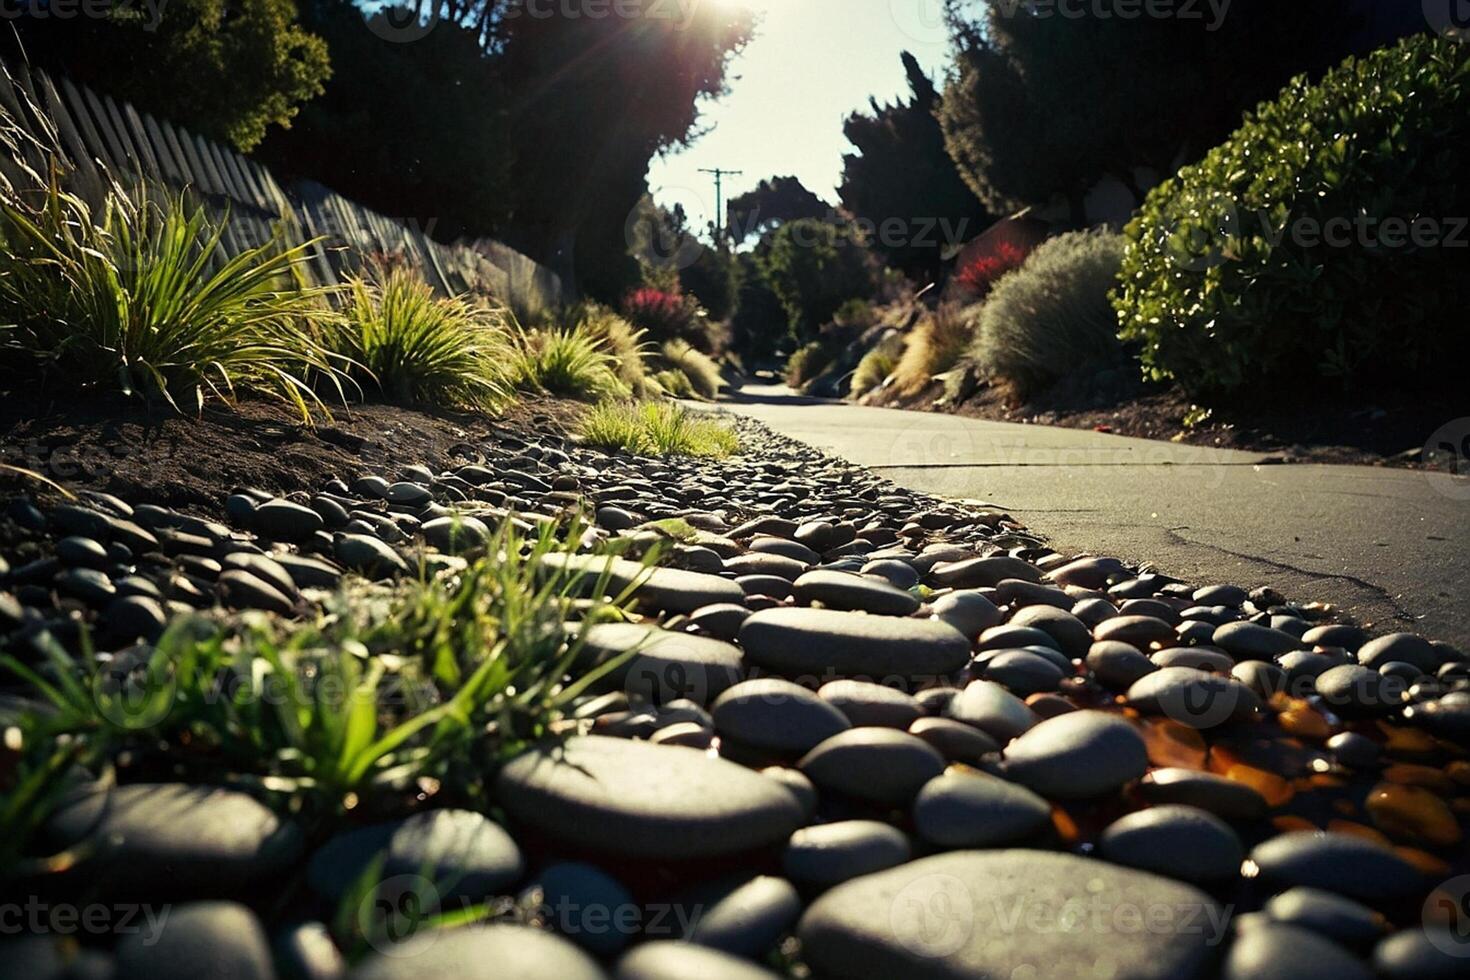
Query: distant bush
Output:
[[850, 331, 905, 398], [622, 286, 709, 348], [1115, 36, 1470, 395], [891, 304, 979, 397], [975, 229, 1125, 398], [954, 240, 1029, 299], [659, 339, 723, 400], [341, 269, 512, 409], [759, 219, 875, 339], [580, 402, 739, 458], [785, 341, 834, 390]]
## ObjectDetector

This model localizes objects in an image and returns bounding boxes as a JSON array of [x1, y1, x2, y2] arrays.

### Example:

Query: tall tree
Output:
[[937, 0, 1397, 218], [4, 0, 330, 151], [726, 176, 830, 244], [494, 0, 754, 298], [839, 51, 993, 282], [260, 2, 511, 241]]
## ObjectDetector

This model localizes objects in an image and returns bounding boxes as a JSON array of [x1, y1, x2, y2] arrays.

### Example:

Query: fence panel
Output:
[[2, 59, 564, 311]]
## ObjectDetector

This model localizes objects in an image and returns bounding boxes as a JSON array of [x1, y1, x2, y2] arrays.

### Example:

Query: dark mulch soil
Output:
[[881, 373, 1467, 468], [0, 390, 588, 513]]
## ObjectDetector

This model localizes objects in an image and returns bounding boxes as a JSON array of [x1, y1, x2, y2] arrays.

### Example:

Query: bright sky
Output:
[[647, 0, 954, 234]]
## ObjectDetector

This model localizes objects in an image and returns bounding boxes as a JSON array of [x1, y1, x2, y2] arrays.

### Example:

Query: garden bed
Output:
[[0, 392, 588, 514]]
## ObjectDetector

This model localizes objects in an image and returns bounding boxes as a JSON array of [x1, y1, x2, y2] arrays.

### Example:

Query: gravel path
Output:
[[1, 409, 1467, 978]]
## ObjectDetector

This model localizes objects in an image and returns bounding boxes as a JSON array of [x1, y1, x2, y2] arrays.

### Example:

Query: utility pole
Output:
[[699, 167, 742, 241]]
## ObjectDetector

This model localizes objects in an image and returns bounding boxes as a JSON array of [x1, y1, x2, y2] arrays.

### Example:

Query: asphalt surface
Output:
[[715, 385, 1470, 650]]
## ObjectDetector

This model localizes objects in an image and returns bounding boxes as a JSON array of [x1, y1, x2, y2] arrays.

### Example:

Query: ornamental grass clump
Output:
[[339, 268, 514, 409], [0, 83, 344, 420]]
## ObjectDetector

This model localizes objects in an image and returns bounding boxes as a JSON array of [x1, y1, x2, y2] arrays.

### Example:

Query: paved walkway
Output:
[[715, 385, 1470, 649]]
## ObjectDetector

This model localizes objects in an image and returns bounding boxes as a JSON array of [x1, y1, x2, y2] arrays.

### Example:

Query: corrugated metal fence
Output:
[[0, 59, 562, 320]]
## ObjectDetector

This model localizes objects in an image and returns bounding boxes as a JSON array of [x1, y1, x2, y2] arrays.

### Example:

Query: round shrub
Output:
[[1114, 36, 1470, 395], [974, 229, 1124, 398]]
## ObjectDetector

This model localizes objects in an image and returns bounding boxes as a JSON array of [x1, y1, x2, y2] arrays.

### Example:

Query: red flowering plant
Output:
[[622, 287, 705, 345], [954, 240, 1030, 299]]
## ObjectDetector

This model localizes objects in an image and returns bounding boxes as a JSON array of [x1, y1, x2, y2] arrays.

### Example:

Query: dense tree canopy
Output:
[[937, 0, 1397, 218], [839, 52, 993, 283], [5, 0, 330, 150], [727, 176, 830, 244]]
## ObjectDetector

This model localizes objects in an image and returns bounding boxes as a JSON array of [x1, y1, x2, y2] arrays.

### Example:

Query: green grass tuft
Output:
[[579, 401, 739, 458], [1, 518, 647, 823], [850, 331, 905, 397]]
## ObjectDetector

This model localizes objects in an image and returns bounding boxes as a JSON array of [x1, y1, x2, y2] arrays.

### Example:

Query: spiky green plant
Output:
[[0, 90, 345, 420], [580, 401, 739, 458], [573, 303, 661, 397], [850, 331, 905, 397], [512, 325, 626, 400], [1, 519, 647, 818], [339, 268, 512, 408]]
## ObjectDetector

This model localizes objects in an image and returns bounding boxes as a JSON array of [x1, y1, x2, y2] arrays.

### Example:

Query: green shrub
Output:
[[891, 304, 978, 397], [0, 170, 343, 421], [512, 325, 626, 401], [1115, 36, 1470, 394], [975, 229, 1124, 398], [659, 339, 723, 400], [850, 331, 905, 397], [653, 368, 693, 398], [341, 269, 512, 409], [580, 401, 739, 458], [759, 219, 874, 339], [784, 340, 832, 390]]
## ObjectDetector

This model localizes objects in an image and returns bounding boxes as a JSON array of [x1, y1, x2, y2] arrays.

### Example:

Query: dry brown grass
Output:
[[890, 304, 980, 397]]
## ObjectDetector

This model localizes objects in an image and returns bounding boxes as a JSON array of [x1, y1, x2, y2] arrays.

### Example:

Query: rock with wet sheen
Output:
[[1001, 710, 1148, 799], [1098, 804, 1244, 881], [792, 569, 920, 616], [798, 729, 946, 806]]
